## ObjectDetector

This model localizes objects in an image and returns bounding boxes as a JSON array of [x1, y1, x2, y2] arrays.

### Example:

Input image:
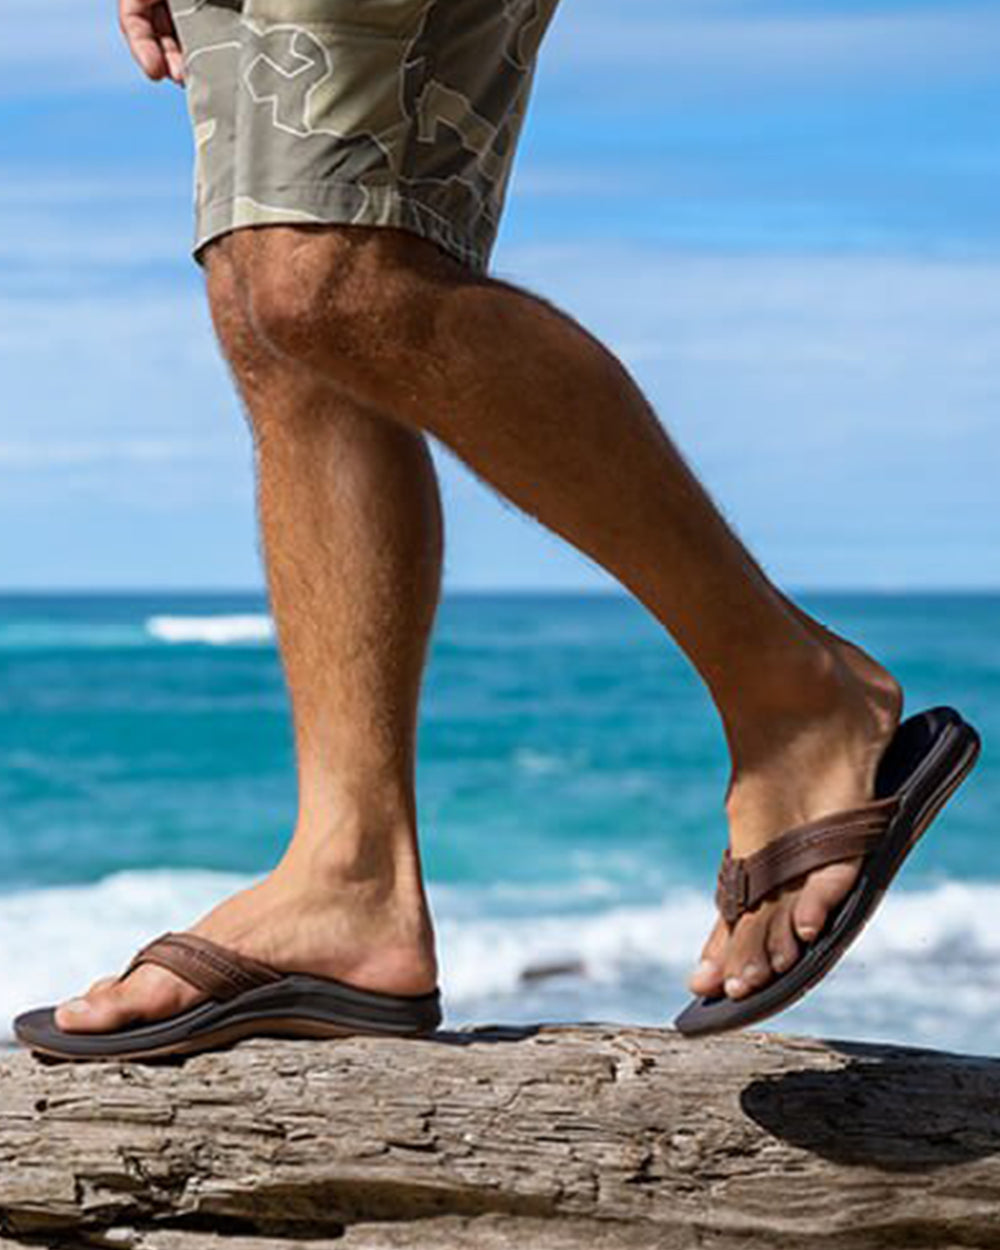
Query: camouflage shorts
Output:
[[167, 0, 560, 272]]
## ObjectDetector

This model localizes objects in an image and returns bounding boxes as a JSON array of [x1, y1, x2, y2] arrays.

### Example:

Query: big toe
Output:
[[792, 860, 861, 943], [54, 966, 197, 1033]]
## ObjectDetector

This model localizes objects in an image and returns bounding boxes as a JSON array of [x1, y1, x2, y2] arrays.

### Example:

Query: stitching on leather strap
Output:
[[742, 799, 899, 872], [715, 798, 899, 924], [165, 939, 261, 993], [121, 932, 282, 1001]]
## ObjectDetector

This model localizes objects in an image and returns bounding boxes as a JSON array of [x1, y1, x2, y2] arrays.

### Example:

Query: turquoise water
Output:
[[0, 591, 997, 1051]]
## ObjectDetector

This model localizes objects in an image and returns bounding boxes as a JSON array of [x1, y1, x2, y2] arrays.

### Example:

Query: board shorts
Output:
[[167, 0, 560, 273]]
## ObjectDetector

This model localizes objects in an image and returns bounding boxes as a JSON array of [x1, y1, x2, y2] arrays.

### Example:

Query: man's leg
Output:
[[233, 223, 901, 1002], [57, 217, 903, 1031], [56, 236, 441, 1030]]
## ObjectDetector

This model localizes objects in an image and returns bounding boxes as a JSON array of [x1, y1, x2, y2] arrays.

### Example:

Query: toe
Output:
[[55, 966, 196, 1034], [689, 917, 728, 995], [56, 974, 126, 1028], [55, 980, 134, 1033], [792, 860, 860, 943], [55, 989, 116, 1033], [766, 899, 800, 976], [723, 905, 775, 1000]]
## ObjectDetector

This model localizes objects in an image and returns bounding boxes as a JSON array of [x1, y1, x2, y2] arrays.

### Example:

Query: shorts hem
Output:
[[192, 184, 495, 274]]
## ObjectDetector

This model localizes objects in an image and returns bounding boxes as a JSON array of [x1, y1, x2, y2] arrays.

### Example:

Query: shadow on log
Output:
[[2, 1024, 1000, 1248]]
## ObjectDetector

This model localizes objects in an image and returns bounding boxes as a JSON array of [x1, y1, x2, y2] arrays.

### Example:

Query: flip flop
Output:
[[14, 931, 442, 1062], [674, 705, 981, 1038]]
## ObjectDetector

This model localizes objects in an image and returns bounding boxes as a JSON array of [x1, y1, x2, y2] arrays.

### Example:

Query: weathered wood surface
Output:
[[2, 1023, 1000, 1248]]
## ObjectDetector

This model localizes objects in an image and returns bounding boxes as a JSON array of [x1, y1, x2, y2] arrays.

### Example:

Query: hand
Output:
[[119, 0, 185, 84]]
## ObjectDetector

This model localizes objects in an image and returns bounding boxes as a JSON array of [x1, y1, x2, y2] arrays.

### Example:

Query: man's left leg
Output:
[[224, 222, 903, 1005]]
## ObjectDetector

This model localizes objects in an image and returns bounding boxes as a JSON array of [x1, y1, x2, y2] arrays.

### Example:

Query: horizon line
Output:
[[1, 586, 999, 599]]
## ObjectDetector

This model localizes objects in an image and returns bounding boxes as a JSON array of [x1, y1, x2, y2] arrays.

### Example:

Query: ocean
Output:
[[0, 591, 996, 1054]]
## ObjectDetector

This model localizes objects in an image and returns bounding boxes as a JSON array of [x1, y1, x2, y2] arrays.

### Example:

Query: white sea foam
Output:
[[3, 871, 1000, 1054], [145, 615, 274, 646]]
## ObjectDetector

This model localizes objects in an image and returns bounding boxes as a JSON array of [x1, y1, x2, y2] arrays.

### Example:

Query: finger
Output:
[[120, 0, 169, 80], [152, 4, 186, 84], [123, 26, 170, 80], [163, 38, 186, 85]]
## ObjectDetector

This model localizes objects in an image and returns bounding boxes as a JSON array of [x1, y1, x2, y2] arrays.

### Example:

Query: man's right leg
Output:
[[55, 234, 442, 1031]]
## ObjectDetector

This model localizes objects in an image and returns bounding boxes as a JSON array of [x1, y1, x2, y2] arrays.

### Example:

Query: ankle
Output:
[[277, 809, 427, 907], [719, 638, 845, 753], [721, 642, 904, 832], [238, 853, 439, 994]]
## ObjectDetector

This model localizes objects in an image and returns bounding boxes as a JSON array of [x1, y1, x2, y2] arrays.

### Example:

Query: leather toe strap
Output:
[[119, 932, 284, 1001], [716, 796, 900, 926]]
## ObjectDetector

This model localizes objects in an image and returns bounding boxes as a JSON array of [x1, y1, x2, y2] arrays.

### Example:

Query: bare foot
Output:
[[54, 860, 438, 1033], [689, 628, 903, 1002]]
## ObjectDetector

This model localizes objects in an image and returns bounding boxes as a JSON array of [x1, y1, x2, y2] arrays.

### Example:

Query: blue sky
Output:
[[1, 0, 998, 590]]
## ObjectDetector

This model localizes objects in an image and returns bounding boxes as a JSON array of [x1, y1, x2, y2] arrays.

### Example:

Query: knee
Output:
[[229, 225, 446, 376]]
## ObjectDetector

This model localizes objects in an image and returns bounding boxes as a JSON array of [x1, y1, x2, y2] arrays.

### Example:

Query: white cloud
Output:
[[534, 1, 1000, 112], [0, 212, 189, 271], [548, 0, 1000, 81], [0, 0, 149, 92], [0, 438, 221, 468], [5, 241, 995, 589], [0, 174, 180, 208], [490, 243, 1000, 588], [0, 286, 244, 503], [1, 0, 996, 590], [0, 173, 191, 275]]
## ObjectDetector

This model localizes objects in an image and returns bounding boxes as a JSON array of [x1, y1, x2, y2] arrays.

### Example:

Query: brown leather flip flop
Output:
[[675, 706, 981, 1038], [14, 932, 442, 1062]]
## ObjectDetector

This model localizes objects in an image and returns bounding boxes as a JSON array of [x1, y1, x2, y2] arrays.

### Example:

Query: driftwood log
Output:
[[2, 1023, 1000, 1248]]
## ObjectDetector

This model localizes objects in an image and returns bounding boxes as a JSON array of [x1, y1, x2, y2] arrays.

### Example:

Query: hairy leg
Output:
[[236, 224, 903, 1001], [57, 234, 442, 1031]]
